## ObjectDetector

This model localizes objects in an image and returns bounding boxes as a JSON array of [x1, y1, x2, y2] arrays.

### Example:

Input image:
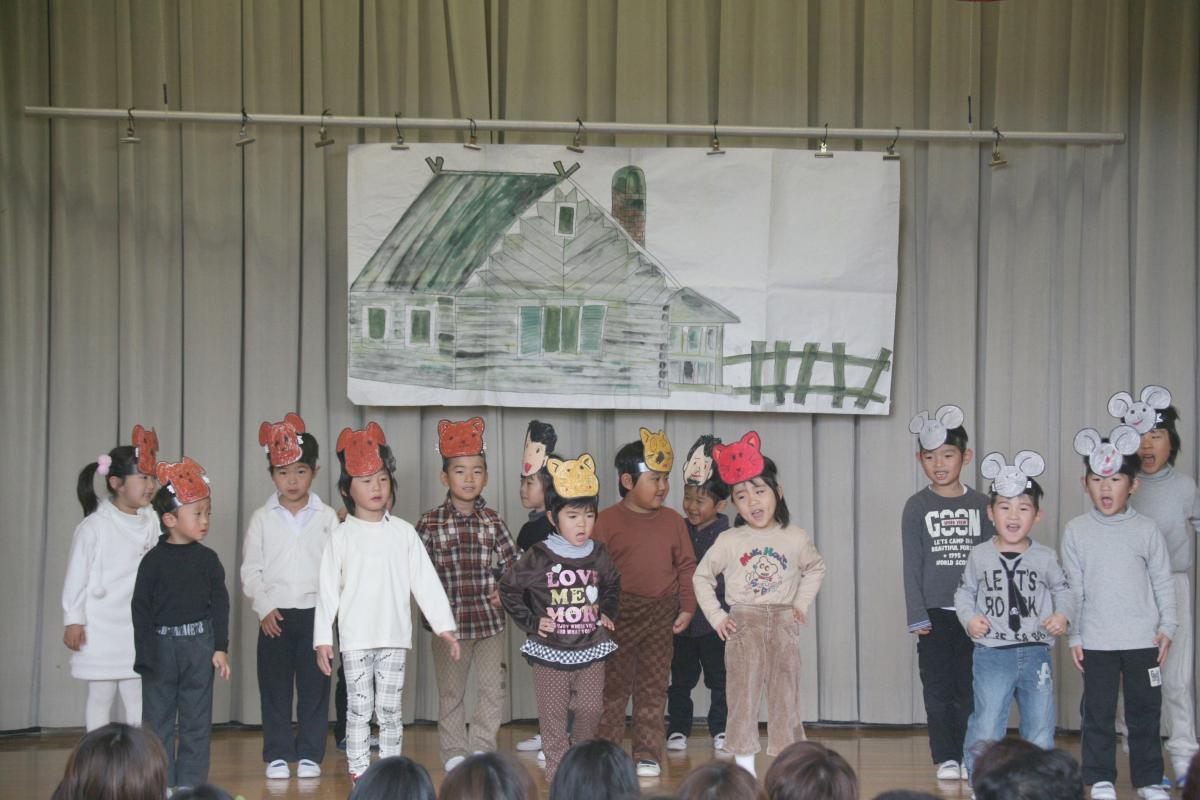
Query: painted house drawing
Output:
[[348, 164, 740, 396]]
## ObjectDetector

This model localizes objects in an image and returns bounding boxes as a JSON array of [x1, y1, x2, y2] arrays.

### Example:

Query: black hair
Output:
[[268, 431, 319, 471], [523, 452, 562, 505], [691, 477, 730, 502], [526, 419, 558, 451], [76, 445, 140, 517], [169, 786, 235, 800], [51, 722, 168, 800], [437, 751, 536, 800], [675, 759, 764, 800], [973, 741, 1082, 800], [350, 756, 435, 800], [338, 444, 398, 516], [1082, 442, 1140, 480], [151, 484, 178, 534], [549, 740, 639, 800], [614, 440, 646, 498], [730, 456, 790, 527], [873, 793, 941, 800], [548, 493, 600, 527], [1158, 405, 1182, 465], [988, 477, 1045, 510], [441, 452, 488, 472], [764, 740, 858, 800], [920, 425, 969, 454], [684, 434, 731, 501]]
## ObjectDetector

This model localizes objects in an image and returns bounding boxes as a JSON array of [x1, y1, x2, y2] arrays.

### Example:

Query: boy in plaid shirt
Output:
[[416, 417, 519, 772]]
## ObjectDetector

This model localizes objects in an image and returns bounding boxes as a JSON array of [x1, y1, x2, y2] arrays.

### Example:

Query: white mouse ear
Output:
[[1141, 385, 1172, 411], [1074, 428, 1102, 457], [1107, 391, 1134, 419], [909, 412, 930, 435], [1014, 450, 1046, 478], [935, 404, 965, 430], [979, 452, 1006, 480], [1110, 424, 1142, 456]]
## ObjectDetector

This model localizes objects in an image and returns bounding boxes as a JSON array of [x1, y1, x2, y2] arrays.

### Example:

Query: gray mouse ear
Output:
[[1107, 391, 1134, 419], [979, 452, 1006, 481], [909, 411, 930, 435], [1110, 425, 1142, 456], [1074, 428, 1102, 457], [1141, 385, 1172, 411], [935, 404, 965, 430], [1014, 450, 1045, 478]]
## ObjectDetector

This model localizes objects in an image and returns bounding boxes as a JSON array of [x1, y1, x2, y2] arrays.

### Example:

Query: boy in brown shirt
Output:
[[594, 428, 698, 778]]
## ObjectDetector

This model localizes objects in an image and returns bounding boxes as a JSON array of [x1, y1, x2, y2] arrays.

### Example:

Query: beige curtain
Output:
[[1, 0, 1196, 732]]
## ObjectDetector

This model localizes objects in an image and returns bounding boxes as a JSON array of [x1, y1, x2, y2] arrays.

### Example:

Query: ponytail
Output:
[[77, 463, 101, 517], [77, 446, 140, 517]]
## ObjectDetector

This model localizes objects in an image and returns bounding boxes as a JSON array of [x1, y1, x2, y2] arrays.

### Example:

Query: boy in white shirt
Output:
[[240, 413, 339, 780]]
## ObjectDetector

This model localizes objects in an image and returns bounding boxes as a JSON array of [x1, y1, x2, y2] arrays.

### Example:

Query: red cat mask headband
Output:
[[259, 412, 306, 467], [336, 423, 387, 477], [713, 431, 764, 485]]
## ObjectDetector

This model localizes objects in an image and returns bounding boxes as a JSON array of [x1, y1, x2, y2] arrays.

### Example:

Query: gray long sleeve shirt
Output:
[[1131, 466, 1200, 573], [954, 538, 1075, 647], [1060, 508, 1177, 650], [901, 485, 994, 630]]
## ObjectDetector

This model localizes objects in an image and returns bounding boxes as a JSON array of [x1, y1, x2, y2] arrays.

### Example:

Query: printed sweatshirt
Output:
[[1131, 466, 1200, 573], [954, 538, 1075, 647]]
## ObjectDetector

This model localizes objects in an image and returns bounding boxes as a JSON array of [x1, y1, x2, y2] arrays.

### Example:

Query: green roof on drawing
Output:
[[351, 171, 561, 293]]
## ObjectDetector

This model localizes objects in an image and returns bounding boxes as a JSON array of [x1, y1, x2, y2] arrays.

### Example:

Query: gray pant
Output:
[[142, 626, 215, 788]]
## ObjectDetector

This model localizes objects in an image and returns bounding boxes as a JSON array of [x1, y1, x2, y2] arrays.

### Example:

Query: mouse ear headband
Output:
[[1107, 385, 1173, 435], [980, 450, 1045, 497], [258, 412, 306, 467], [909, 404, 965, 450], [1074, 425, 1140, 477]]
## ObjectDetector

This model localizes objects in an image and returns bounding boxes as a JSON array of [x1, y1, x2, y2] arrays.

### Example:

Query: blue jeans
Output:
[[963, 644, 1055, 776]]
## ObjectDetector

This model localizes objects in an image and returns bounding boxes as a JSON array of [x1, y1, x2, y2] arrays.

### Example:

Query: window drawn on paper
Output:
[[347, 163, 891, 408]]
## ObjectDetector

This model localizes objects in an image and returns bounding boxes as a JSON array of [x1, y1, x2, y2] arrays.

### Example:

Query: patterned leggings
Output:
[[533, 660, 606, 781], [342, 648, 407, 776]]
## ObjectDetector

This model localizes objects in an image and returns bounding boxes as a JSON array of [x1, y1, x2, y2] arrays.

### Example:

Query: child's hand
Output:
[[671, 611, 694, 634], [1041, 613, 1068, 637], [212, 651, 231, 681], [260, 609, 283, 638], [315, 645, 334, 676], [1071, 645, 1085, 673], [792, 607, 808, 625], [439, 631, 462, 661], [967, 615, 991, 638], [910, 623, 932, 636], [598, 613, 615, 631], [336, 506, 348, 523], [1155, 632, 1172, 664], [487, 588, 502, 609], [63, 624, 86, 651], [537, 616, 556, 638], [714, 617, 737, 642]]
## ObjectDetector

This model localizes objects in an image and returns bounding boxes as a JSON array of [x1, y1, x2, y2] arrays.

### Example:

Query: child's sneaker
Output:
[[297, 759, 321, 778], [666, 733, 688, 751], [1157, 775, 1172, 789], [713, 733, 728, 752], [636, 759, 661, 778], [935, 760, 961, 780], [1090, 781, 1117, 800], [516, 734, 542, 752], [1136, 786, 1169, 800], [265, 759, 290, 779]]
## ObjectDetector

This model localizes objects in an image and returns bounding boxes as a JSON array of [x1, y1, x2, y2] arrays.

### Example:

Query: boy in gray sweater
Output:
[[955, 450, 1074, 779], [1063, 426, 1178, 800], [901, 405, 995, 780]]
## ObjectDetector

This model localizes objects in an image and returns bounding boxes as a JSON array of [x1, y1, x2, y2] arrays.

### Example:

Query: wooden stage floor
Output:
[[4, 722, 1085, 799]]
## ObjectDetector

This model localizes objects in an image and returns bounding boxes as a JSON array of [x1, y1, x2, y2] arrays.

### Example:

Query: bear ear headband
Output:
[[131, 424, 159, 476], [713, 431, 764, 485], [546, 453, 600, 499], [258, 412, 306, 467], [909, 404, 965, 451], [336, 422, 387, 477], [155, 457, 211, 506], [980, 450, 1045, 498], [1107, 385, 1173, 435], [437, 416, 486, 458], [1074, 425, 1140, 477], [638, 427, 674, 473]]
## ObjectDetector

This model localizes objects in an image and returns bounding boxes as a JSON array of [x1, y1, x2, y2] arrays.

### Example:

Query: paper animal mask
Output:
[[638, 428, 673, 473], [156, 457, 211, 506], [1074, 425, 1140, 477], [713, 431, 765, 485], [683, 435, 722, 486], [547, 453, 599, 499], [980, 450, 1045, 498], [438, 417, 485, 459], [1108, 386, 1173, 435], [337, 422, 387, 477], [259, 412, 306, 467], [908, 405, 965, 451], [522, 420, 557, 477], [131, 424, 159, 476]]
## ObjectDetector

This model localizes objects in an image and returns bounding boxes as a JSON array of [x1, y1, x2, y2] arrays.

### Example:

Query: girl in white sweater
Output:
[[62, 426, 161, 730]]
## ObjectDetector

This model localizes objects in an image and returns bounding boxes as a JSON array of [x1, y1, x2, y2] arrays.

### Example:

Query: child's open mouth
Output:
[[1100, 497, 1113, 509]]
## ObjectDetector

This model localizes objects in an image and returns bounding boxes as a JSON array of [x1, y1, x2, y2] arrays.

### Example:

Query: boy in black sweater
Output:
[[132, 457, 231, 791]]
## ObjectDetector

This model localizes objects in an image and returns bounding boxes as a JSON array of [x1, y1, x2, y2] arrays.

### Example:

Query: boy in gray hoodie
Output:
[[955, 450, 1074, 779], [1062, 426, 1178, 800]]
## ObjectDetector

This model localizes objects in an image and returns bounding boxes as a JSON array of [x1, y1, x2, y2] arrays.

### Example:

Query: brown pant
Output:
[[725, 605, 806, 757], [430, 631, 506, 763], [597, 593, 679, 763], [532, 660, 606, 781]]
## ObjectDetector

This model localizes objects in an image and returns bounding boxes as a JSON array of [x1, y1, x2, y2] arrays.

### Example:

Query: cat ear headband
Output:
[[713, 431, 764, 485], [909, 405, 965, 451], [1074, 425, 1140, 477], [637, 427, 673, 473], [1107, 385, 1173, 435], [980, 450, 1045, 497]]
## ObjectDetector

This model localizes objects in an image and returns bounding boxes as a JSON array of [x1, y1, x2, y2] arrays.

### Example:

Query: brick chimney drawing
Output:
[[611, 166, 646, 246]]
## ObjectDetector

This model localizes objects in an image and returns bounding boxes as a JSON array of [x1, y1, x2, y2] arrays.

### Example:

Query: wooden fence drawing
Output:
[[723, 341, 893, 409]]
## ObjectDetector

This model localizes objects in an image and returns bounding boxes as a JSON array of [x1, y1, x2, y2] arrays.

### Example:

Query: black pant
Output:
[[257, 608, 330, 763], [917, 608, 974, 763], [142, 627, 214, 788], [334, 663, 347, 743], [1081, 648, 1163, 787], [667, 632, 727, 737]]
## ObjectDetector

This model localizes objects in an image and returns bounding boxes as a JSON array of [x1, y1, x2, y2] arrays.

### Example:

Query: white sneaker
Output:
[[536, 750, 546, 764], [516, 734, 542, 752], [636, 759, 661, 778], [960, 763, 969, 781], [936, 760, 961, 780], [444, 755, 466, 772], [296, 759, 321, 779], [265, 759, 290, 779], [1136, 786, 1169, 800], [666, 733, 688, 751], [1091, 781, 1117, 800], [713, 733, 728, 752]]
